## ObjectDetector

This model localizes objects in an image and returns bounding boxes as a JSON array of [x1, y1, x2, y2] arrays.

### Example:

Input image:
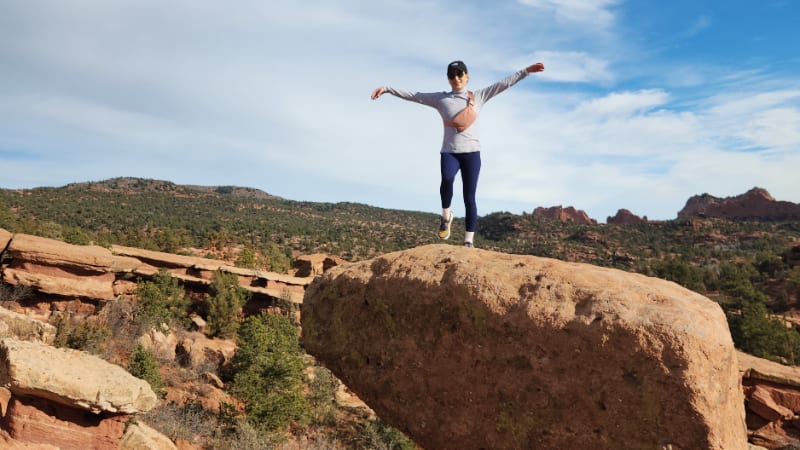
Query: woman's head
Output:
[[447, 60, 469, 90]]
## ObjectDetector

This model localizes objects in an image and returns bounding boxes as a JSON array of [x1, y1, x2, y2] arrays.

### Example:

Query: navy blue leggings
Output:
[[440, 151, 481, 232]]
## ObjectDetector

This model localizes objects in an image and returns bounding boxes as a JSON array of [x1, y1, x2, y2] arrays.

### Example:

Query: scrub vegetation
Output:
[[2, 176, 800, 446]]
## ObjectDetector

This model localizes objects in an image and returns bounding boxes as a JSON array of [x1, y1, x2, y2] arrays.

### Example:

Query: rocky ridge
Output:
[[0, 228, 347, 448], [528, 188, 800, 224], [678, 187, 800, 221], [531, 205, 596, 224], [4, 228, 800, 448], [606, 208, 648, 225]]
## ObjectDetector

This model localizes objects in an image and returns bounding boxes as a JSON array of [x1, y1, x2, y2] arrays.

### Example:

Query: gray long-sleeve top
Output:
[[385, 69, 529, 154]]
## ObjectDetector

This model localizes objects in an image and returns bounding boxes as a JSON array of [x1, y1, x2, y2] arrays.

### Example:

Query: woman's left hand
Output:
[[526, 62, 545, 73]]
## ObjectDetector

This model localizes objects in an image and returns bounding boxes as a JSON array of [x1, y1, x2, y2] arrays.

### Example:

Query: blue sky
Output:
[[1, 0, 798, 221]]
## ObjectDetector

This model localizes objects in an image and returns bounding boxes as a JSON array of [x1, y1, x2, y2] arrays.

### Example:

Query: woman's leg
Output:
[[457, 152, 481, 233], [440, 152, 461, 210]]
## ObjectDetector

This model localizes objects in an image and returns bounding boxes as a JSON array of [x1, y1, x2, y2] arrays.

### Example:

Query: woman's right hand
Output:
[[371, 87, 386, 100], [526, 62, 545, 73]]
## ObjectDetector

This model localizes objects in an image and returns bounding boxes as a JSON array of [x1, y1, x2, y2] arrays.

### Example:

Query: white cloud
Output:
[[738, 108, 800, 150], [517, 0, 620, 27], [528, 50, 614, 83], [572, 89, 669, 117], [1, 0, 799, 224]]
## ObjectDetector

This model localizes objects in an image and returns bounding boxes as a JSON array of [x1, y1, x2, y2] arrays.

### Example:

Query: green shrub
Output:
[[651, 258, 705, 292], [134, 269, 187, 333], [309, 366, 338, 426], [263, 242, 292, 273], [205, 270, 250, 338], [728, 301, 800, 364], [353, 419, 417, 450], [129, 345, 166, 396], [230, 313, 310, 433], [51, 314, 111, 354], [0, 283, 31, 304], [235, 248, 257, 269]]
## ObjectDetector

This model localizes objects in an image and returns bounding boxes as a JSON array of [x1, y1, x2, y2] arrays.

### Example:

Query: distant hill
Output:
[[62, 177, 279, 200], [2, 178, 799, 267], [678, 187, 800, 221]]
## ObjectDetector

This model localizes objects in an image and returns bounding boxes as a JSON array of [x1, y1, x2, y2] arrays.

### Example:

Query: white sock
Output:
[[465, 231, 474, 243], [442, 208, 452, 220]]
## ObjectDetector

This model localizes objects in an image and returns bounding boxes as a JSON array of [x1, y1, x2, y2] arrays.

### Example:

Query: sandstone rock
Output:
[[0, 228, 11, 253], [0, 428, 60, 450], [7, 233, 141, 273], [3, 395, 127, 449], [677, 187, 800, 220], [335, 383, 375, 417], [111, 244, 311, 301], [1, 233, 140, 301], [111, 244, 227, 270], [0, 306, 56, 344], [188, 313, 207, 332], [0, 386, 10, 416], [607, 208, 647, 225], [163, 382, 236, 413], [739, 351, 800, 448], [748, 385, 794, 422], [174, 438, 202, 450], [201, 372, 225, 389], [2, 265, 117, 300], [0, 338, 158, 414], [120, 422, 177, 450], [303, 244, 746, 450], [138, 328, 179, 362], [739, 351, 800, 388], [294, 253, 348, 277], [176, 332, 236, 371], [532, 205, 596, 224]]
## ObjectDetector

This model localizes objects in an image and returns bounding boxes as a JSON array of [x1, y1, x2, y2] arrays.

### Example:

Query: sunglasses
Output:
[[447, 71, 466, 80]]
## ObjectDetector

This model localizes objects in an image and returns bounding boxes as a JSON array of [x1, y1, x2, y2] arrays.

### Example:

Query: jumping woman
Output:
[[371, 60, 545, 247]]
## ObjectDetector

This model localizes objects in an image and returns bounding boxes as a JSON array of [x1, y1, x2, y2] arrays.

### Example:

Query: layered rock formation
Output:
[[294, 253, 348, 278], [532, 205, 596, 224], [0, 230, 315, 315], [0, 308, 56, 344], [303, 244, 747, 450], [0, 338, 159, 449], [606, 208, 647, 225], [678, 187, 800, 221], [0, 227, 346, 448], [0, 338, 158, 414], [739, 352, 800, 449]]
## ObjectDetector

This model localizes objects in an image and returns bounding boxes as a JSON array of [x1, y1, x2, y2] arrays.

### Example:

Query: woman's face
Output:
[[448, 72, 469, 91]]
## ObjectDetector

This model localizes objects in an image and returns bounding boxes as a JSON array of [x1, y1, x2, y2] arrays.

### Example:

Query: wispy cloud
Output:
[[530, 51, 614, 83], [1, 0, 798, 222], [517, 0, 621, 27]]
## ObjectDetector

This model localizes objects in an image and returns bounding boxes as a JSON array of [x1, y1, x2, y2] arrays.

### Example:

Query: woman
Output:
[[371, 60, 545, 247]]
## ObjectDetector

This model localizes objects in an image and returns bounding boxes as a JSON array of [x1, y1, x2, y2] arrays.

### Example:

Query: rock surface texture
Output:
[[0, 338, 158, 414], [0, 230, 312, 308], [0, 307, 56, 344], [303, 244, 747, 450], [739, 351, 800, 449]]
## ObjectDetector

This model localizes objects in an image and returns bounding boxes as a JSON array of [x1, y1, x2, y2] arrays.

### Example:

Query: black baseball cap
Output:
[[447, 60, 468, 77]]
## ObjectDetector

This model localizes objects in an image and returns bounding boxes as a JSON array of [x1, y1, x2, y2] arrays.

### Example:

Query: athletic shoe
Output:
[[438, 212, 453, 240], [464, 241, 473, 248]]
